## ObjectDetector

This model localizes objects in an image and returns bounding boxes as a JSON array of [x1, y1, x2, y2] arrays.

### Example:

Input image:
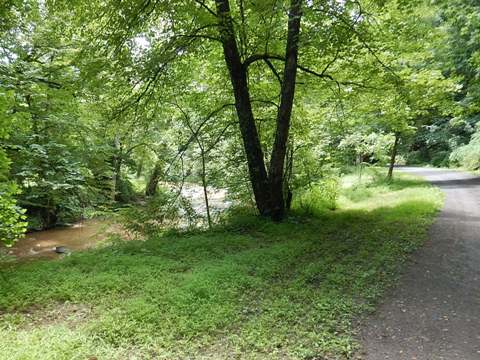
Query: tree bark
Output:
[[387, 132, 400, 180], [284, 143, 294, 211], [199, 146, 212, 229], [215, 0, 271, 216], [268, 0, 302, 221], [136, 159, 144, 178], [215, 0, 303, 220], [145, 160, 163, 196]]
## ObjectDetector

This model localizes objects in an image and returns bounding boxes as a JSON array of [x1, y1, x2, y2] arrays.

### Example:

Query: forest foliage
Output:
[[0, 0, 479, 243]]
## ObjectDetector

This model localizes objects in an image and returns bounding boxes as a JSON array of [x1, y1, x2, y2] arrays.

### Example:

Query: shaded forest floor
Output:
[[0, 170, 443, 360]]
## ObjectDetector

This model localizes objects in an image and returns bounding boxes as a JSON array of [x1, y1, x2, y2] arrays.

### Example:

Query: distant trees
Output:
[[407, 0, 480, 167]]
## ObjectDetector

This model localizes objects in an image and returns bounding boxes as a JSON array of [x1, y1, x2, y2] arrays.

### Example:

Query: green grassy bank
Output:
[[0, 169, 443, 359]]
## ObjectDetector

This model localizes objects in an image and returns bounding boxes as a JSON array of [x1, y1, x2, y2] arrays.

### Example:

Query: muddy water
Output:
[[4, 184, 231, 261], [5, 219, 119, 260]]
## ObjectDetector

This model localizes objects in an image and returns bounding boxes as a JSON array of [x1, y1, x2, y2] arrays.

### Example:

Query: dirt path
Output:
[[360, 167, 480, 360]]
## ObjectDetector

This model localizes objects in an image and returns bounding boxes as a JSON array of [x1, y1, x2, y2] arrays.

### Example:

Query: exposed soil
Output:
[[0, 302, 92, 330]]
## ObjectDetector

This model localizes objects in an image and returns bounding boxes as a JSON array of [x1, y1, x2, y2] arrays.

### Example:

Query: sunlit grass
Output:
[[0, 168, 443, 359], [339, 168, 443, 211]]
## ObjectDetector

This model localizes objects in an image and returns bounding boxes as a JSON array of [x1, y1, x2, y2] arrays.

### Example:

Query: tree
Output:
[[213, 0, 302, 220], [63, 0, 379, 221]]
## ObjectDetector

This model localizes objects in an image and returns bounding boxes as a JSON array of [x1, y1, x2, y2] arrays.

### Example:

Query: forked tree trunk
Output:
[[215, 0, 271, 216], [215, 0, 302, 220]]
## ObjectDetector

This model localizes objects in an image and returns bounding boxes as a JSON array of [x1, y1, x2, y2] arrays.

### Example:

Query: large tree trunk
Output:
[[387, 132, 400, 180], [268, 0, 302, 221], [215, 0, 303, 220], [215, 0, 271, 216], [284, 143, 294, 211]]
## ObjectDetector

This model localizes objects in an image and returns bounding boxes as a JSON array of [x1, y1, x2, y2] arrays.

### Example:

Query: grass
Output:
[[0, 168, 443, 360]]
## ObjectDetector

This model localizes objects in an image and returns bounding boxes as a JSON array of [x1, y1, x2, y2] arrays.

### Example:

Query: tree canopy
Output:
[[0, 0, 478, 242]]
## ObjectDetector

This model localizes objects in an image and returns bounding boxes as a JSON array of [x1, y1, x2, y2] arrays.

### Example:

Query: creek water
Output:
[[4, 219, 119, 260], [180, 184, 231, 215], [5, 184, 231, 261]]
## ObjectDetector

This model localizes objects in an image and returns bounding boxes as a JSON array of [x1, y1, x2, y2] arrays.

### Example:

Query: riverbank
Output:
[[0, 170, 442, 359], [3, 183, 231, 261]]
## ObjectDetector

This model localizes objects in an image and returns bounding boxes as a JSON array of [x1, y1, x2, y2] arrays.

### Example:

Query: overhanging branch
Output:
[[243, 53, 382, 90]]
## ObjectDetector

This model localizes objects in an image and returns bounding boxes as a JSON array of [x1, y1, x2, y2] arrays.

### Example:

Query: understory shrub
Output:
[[431, 150, 450, 167], [295, 174, 340, 214], [0, 183, 27, 246], [450, 132, 480, 169]]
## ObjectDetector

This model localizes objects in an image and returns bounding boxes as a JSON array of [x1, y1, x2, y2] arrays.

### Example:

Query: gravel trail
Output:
[[360, 167, 480, 360]]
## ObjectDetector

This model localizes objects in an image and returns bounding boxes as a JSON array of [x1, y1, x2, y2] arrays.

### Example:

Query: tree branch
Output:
[[313, 6, 402, 83], [243, 53, 382, 90], [33, 77, 62, 89], [164, 102, 235, 174], [263, 58, 282, 85], [194, 0, 217, 17]]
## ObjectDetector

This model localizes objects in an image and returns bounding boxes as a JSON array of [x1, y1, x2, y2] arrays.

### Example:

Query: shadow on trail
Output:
[[428, 177, 480, 189]]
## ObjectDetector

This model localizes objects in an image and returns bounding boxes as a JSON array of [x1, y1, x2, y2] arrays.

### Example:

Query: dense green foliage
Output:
[[0, 92, 27, 244], [1, 0, 477, 240], [0, 170, 442, 359], [408, 0, 480, 167]]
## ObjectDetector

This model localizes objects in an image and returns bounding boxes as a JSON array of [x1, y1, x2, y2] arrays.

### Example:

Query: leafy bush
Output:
[[295, 174, 340, 215], [115, 178, 137, 204], [0, 145, 27, 245], [405, 150, 428, 165], [450, 132, 480, 169], [338, 132, 395, 166], [431, 150, 450, 167], [0, 183, 27, 246]]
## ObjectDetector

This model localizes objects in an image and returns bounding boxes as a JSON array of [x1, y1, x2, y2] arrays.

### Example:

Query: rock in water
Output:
[[54, 246, 68, 254]]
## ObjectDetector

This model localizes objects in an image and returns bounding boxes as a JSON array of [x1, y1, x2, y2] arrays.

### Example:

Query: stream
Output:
[[3, 184, 231, 261], [4, 219, 120, 260]]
